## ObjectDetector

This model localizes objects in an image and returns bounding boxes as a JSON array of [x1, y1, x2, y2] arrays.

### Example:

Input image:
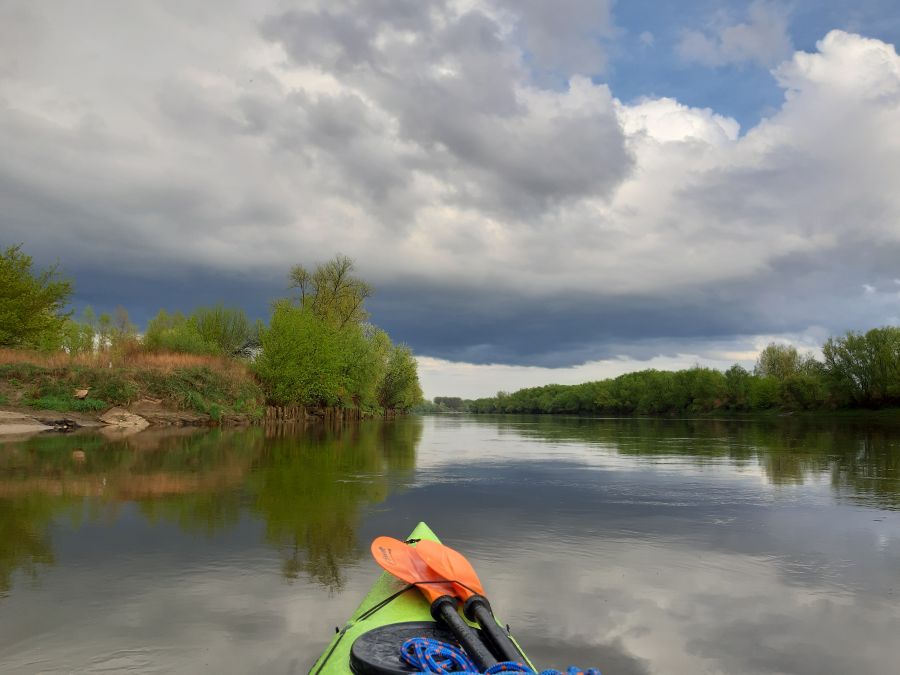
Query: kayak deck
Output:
[[308, 522, 534, 674]]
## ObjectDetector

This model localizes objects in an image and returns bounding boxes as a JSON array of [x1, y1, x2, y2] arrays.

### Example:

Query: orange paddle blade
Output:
[[415, 539, 486, 599], [370, 536, 455, 603]]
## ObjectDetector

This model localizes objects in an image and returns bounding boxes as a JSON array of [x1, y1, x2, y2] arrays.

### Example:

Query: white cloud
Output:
[[677, 1, 793, 68]]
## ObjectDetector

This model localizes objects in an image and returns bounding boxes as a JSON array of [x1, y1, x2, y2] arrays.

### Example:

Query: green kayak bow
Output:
[[308, 522, 535, 674]]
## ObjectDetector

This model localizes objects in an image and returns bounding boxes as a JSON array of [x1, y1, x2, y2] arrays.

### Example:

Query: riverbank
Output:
[[0, 351, 266, 434], [417, 408, 900, 424], [0, 351, 391, 438]]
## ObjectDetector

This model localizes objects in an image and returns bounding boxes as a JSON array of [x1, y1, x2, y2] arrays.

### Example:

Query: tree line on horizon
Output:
[[0, 244, 422, 414], [421, 330, 900, 415]]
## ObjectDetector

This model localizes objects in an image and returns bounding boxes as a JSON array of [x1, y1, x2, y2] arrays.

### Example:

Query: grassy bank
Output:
[[0, 349, 264, 422]]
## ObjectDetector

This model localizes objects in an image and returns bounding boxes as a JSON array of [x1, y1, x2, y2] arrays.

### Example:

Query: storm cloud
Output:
[[1, 1, 899, 387]]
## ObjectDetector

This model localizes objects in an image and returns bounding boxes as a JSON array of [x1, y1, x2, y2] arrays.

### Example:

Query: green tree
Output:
[[674, 367, 727, 412], [97, 312, 113, 351], [255, 302, 344, 406], [754, 343, 818, 380], [724, 364, 752, 410], [259, 257, 420, 411], [341, 325, 392, 410], [823, 327, 900, 406], [434, 397, 465, 412], [290, 255, 373, 328], [60, 306, 97, 354], [0, 244, 72, 349], [780, 373, 826, 409], [144, 309, 218, 354], [749, 376, 779, 409], [377, 344, 423, 413], [191, 305, 252, 354]]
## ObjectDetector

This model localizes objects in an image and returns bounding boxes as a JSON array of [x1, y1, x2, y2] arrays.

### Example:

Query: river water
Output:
[[0, 415, 898, 674]]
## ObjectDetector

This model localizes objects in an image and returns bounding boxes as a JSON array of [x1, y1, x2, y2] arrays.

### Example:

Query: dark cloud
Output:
[[65, 267, 285, 328], [1, 2, 899, 377], [370, 235, 900, 365]]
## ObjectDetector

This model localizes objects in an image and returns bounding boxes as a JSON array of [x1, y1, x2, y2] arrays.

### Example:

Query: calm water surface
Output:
[[0, 415, 898, 674]]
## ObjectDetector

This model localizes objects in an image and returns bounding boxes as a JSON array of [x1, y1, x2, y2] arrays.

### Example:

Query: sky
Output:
[[2, 0, 900, 398]]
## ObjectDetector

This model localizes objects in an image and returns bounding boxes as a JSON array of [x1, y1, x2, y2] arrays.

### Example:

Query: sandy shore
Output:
[[0, 402, 256, 440], [0, 411, 54, 435], [0, 408, 109, 437]]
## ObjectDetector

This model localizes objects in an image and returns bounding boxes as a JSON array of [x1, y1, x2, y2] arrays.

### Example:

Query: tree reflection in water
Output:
[[248, 421, 419, 590], [1, 415, 897, 599], [0, 419, 421, 596]]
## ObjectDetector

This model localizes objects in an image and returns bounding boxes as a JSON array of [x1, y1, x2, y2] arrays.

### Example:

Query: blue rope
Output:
[[400, 637, 601, 675]]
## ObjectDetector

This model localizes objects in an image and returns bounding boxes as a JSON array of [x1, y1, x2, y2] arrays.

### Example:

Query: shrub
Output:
[[254, 303, 344, 406]]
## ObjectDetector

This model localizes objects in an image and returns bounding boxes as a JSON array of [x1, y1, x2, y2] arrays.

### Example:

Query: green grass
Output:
[[0, 393, 8, 406], [133, 366, 263, 421], [0, 363, 46, 380], [0, 357, 265, 423], [26, 395, 109, 412], [0, 365, 137, 407]]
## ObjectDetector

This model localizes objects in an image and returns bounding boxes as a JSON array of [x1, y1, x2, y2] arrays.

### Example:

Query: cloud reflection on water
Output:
[[0, 416, 897, 673]]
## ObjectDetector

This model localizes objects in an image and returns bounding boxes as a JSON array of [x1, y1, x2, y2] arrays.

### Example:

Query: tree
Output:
[[377, 344, 423, 413], [754, 343, 817, 381], [144, 309, 218, 354], [61, 306, 97, 354], [724, 364, 752, 410], [434, 397, 464, 412], [254, 302, 345, 406], [340, 325, 392, 410], [0, 244, 72, 349], [823, 327, 900, 405], [290, 255, 372, 328], [192, 305, 252, 354], [92, 305, 139, 356], [88, 312, 112, 352]]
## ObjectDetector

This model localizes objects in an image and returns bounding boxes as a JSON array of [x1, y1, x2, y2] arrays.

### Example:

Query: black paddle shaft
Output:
[[464, 595, 525, 663], [430, 595, 497, 669]]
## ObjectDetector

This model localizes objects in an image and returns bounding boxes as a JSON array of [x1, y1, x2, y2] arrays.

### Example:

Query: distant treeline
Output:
[[1, 244, 422, 414], [420, 329, 900, 415]]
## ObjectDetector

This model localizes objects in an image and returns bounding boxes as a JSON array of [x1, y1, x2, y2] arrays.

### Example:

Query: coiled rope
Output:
[[400, 637, 601, 675]]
